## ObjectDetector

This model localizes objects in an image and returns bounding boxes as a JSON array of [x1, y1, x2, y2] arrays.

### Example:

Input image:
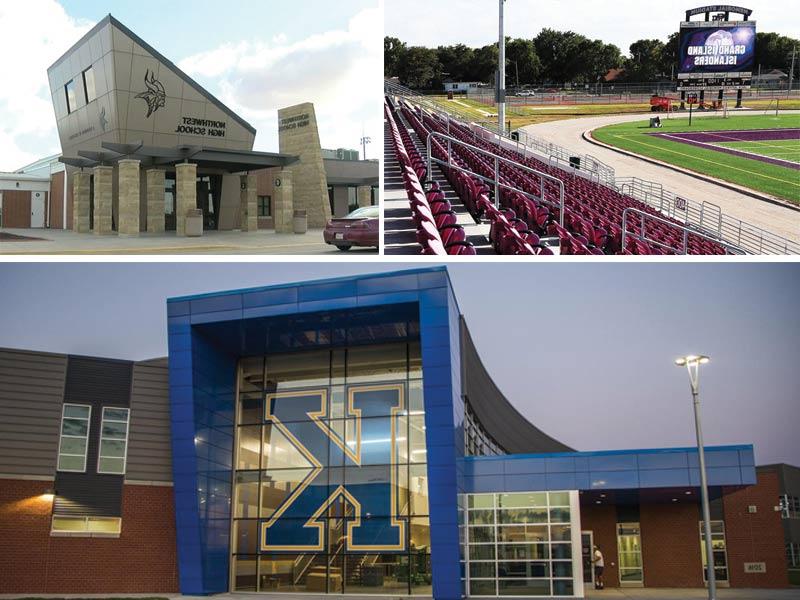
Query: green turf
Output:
[[717, 139, 800, 163], [592, 114, 800, 203]]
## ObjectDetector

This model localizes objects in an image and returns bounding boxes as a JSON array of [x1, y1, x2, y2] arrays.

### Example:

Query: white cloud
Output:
[[0, 0, 92, 169], [178, 5, 383, 155]]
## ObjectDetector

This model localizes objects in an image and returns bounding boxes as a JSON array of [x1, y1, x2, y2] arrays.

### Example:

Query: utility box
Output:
[[185, 209, 203, 237]]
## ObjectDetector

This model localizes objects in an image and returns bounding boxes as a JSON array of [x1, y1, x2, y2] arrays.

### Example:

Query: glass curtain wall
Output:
[[464, 491, 580, 597], [232, 341, 432, 594]]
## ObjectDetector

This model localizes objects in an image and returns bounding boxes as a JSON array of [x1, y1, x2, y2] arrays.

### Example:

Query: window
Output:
[[97, 407, 130, 474], [700, 520, 729, 583], [82, 66, 96, 104], [65, 79, 77, 114], [465, 491, 577, 596], [787, 542, 800, 568], [52, 515, 121, 536], [617, 522, 643, 585], [780, 494, 800, 519], [57, 404, 91, 472], [257, 195, 271, 217]]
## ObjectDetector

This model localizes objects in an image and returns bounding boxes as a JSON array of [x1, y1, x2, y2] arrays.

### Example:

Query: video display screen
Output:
[[678, 22, 756, 75]]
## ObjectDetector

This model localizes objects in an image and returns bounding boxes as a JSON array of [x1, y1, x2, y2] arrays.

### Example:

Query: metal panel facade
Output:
[[127, 359, 173, 483], [0, 348, 67, 478]]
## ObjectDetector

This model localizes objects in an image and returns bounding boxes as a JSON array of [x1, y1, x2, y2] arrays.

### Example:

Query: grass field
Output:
[[592, 114, 800, 203], [428, 95, 800, 130], [718, 139, 800, 163]]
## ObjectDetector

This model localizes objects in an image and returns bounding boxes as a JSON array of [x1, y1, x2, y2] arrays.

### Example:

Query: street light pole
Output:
[[675, 355, 716, 600], [498, 0, 506, 134]]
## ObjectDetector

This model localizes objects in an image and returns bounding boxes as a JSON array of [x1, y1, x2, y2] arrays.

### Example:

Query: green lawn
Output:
[[592, 114, 800, 203], [718, 139, 800, 163]]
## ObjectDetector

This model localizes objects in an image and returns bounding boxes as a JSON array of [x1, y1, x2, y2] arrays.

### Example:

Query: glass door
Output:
[[581, 531, 594, 586], [700, 521, 729, 586], [617, 522, 643, 586]]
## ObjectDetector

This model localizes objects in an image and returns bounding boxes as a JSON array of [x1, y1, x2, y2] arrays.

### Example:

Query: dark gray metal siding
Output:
[[53, 355, 133, 517], [460, 318, 574, 454], [0, 348, 67, 478], [127, 358, 173, 482]]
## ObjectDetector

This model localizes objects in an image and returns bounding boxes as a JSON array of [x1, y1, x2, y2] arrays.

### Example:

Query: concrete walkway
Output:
[[0, 228, 377, 255], [520, 111, 800, 244], [585, 588, 800, 599], [2, 591, 798, 600]]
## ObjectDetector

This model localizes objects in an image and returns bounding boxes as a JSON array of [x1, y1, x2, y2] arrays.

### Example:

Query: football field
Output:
[[592, 114, 800, 204]]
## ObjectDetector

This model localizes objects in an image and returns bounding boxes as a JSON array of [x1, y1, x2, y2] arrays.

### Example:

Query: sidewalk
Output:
[[0, 228, 377, 255], [585, 588, 800, 599]]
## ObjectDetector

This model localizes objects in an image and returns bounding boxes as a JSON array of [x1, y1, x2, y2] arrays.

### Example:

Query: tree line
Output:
[[385, 30, 799, 90]]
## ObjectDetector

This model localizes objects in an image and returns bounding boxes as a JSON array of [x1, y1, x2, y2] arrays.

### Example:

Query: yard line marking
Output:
[[609, 134, 800, 187]]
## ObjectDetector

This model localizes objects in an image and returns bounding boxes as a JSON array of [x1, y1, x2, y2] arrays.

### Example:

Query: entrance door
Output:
[[581, 531, 595, 587], [31, 191, 45, 228], [617, 522, 644, 586]]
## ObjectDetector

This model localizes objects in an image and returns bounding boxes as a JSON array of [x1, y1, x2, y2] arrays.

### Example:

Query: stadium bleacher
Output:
[[384, 95, 734, 255]]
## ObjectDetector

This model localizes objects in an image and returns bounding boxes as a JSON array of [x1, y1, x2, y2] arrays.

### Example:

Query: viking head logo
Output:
[[136, 70, 166, 118], [99, 106, 108, 132]]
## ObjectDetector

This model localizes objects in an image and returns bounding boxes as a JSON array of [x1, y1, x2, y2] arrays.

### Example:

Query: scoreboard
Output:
[[677, 20, 756, 91]]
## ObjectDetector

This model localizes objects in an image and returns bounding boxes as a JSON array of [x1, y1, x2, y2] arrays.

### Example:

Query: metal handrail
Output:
[[616, 177, 799, 255], [425, 131, 566, 227], [621, 207, 746, 255], [390, 87, 800, 255]]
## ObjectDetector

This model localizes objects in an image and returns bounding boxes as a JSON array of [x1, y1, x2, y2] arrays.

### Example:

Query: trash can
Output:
[[185, 208, 203, 237], [447, 91, 454, 100], [293, 209, 308, 234]]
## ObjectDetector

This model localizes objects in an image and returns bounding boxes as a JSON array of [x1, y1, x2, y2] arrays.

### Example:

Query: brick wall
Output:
[[580, 503, 619, 587], [723, 469, 789, 588], [640, 501, 704, 587], [0, 479, 179, 593]]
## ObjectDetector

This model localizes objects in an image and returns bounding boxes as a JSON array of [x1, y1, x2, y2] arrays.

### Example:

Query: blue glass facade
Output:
[[166, 267, 756, 597]]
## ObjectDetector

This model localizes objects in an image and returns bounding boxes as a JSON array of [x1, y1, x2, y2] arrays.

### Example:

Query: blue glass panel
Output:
[[637, 451, 689, 470], [504, 458, 547, 475], [588, 453, 637, 471], [545, 457, 576, 473], [588, 470, 639, 489], [356, 273, 420, 295], [190, 293, 242, 314], [241, 286, 298, 308], [639, 468, 691, 487]]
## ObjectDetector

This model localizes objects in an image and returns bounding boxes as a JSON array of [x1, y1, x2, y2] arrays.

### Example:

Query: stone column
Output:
[[239, 174, 258, 232], [332, 186, 349, 217], [146, 169, 166, 233], [117, 159, 140, 236], [72, 171, 91, 233], [175, 162, 197, 237], [357, 185, 373, 208], [272, 168, 294, 233], [92, 165, 114, 235], [277, 102, 331, 227]]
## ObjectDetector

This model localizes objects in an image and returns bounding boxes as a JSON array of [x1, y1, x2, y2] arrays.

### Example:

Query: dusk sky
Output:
[[0, 262, 797, 467]]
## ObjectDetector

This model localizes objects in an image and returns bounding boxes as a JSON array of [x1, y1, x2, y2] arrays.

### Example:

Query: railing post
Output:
[[494, 156, 500, 207]]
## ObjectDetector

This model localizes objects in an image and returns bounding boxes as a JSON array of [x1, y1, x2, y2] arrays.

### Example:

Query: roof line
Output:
[[167, 266, 448, 303], [48, 14, 257, 136], [462, 444, 754, 460]]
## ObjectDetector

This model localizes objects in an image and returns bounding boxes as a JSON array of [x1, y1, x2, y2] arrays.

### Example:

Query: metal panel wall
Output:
[[53, 355, 133, 516], [127, 358, 172, 482], [460, 318, 574, 454], [0, 348, 67, 478]]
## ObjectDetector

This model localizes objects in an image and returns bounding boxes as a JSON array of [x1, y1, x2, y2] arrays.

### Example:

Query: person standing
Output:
[[592, 545, 605, 590]]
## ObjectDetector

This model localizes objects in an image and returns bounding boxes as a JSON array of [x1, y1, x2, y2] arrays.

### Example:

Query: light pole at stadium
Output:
[[498, 0, 506, 134], [675, 354, 717, 600]]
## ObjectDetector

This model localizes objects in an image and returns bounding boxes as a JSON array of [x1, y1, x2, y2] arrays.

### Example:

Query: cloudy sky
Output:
[[0, 262, 797, 467], [386, 0, 800, 51], [0, 0, 381, 170]]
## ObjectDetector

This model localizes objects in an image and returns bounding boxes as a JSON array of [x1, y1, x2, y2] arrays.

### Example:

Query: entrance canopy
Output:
[[59, 141, 298, 173]]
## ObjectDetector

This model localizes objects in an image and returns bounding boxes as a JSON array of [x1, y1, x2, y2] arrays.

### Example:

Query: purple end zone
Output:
[[648, 128, 800, 170]]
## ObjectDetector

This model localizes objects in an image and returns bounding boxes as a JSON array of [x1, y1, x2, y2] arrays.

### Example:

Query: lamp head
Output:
[[675, 355, 710, 367]]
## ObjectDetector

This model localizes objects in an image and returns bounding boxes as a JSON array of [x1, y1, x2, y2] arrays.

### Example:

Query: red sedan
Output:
[[323, 206, 379, 251]]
